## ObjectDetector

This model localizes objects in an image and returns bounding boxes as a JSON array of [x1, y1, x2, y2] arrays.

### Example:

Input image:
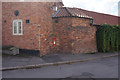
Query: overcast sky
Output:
[[62, 0, 120, 16]]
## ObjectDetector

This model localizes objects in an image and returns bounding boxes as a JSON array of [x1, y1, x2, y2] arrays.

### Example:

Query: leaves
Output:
[[96, 24, 120, 52]]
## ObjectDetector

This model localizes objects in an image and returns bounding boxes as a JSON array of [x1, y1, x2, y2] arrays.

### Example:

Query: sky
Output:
[[62, 0, 120, 16]]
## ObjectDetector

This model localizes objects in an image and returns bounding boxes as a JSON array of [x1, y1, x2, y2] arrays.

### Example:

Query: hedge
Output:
[[96, 24, 120, 52]]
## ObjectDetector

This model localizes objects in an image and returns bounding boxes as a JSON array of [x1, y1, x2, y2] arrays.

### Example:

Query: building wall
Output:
[[71, 18, 97, 54], [52, 17, 72, 54], [2, 2, 97, 56], [2, 3, 39, 50], [2, 2, 63, 56], [53, 17, 97, 54]]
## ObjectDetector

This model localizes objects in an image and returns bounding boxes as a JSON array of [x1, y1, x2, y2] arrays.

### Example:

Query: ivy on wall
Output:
[[96, 24, 120, 52]]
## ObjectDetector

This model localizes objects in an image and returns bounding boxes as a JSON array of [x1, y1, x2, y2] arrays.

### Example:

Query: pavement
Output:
[[3, 56, 118, 78], [2, 52, 119, 71]]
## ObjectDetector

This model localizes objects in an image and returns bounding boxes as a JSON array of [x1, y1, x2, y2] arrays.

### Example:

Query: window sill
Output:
[[13, 34, 23, 36]]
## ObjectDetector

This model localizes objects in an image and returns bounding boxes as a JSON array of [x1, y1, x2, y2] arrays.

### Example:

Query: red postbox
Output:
[[53, 37, 56, 45]]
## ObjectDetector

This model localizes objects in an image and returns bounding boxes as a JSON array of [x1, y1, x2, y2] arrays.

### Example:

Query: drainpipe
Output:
[[38, 25, 41, 57]]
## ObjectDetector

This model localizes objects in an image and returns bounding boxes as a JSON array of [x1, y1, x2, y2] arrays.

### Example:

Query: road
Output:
[[2, 56, 118, 78]]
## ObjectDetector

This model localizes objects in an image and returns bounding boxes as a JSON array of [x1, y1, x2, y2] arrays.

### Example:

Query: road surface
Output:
[[3, 56, 118, 78]]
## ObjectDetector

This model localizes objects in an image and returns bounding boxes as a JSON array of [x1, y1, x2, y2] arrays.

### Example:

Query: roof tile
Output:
[[53, 7, 120, 25]]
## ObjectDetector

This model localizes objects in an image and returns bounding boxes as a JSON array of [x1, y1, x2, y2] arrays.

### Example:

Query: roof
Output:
[[52, 7, 120, 25], [52, 7, 92, 19]]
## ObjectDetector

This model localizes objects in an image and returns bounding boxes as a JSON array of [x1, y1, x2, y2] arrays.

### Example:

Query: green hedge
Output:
[[96, 24, 120, 52]]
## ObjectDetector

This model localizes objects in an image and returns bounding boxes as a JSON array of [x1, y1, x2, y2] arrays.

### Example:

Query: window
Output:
[[90, 20, 93, 26], [13, 20, 23, 35], [14, 10, 19, 16], [4, 20, 6, 23], [53, 6, 58, 11], [26, 19, 30, 24], [55, 20, 58, 23], [19, 0, 24, 2], [53, 3, 58, 11]]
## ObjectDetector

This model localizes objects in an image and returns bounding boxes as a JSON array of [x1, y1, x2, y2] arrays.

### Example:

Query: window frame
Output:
[[13, 19, 23, 35]]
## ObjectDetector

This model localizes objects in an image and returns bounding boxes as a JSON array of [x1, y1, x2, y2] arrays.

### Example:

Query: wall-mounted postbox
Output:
[[53, 37, 56, 45]]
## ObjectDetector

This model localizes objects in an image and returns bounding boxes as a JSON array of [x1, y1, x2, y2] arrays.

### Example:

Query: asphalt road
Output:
[[2, 56, 118, 78]]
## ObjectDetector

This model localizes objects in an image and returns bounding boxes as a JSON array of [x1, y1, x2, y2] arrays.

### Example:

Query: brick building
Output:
[[2, 2, 120, 56]]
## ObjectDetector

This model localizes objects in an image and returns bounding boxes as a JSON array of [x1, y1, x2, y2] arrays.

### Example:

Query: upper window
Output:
[[19, 0, 24, 2], [13, 20, 23, 35], [53, 3, 58, 11], [26, 19, 30, 24]]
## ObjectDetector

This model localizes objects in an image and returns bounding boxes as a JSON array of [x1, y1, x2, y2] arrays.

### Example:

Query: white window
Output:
[[53, 6, 58, 11], [19, 0, 24, 2], [13, 20, 23, 35]]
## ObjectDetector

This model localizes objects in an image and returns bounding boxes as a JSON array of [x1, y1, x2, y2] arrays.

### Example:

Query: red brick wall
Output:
[[2, 2, 63, 56], [2, 2, 97, 56], [71, 18, 97, 54], [52, 17, 72, 54], [53, 17, 97, 54], [3, 2, 38, 50]]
